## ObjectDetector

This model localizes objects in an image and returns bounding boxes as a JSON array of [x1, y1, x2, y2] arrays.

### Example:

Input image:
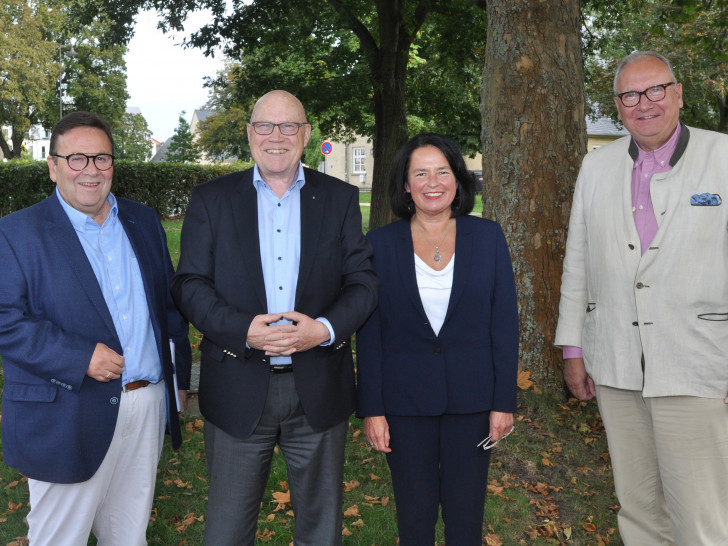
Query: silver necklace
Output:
[[413, 217, 453, 262]]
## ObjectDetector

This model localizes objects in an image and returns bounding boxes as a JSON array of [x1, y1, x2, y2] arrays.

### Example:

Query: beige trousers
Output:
[[27, 380, 166, 546], [596, 385, 728, 546]]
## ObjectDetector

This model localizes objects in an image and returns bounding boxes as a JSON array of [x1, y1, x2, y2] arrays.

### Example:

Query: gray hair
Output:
[[613, 51, 677, 94]]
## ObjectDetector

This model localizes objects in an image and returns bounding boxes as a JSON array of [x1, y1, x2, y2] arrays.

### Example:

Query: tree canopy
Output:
[[118, 0, 487, 228], [166, 112, 202, 163], [115, 111, 153, 161], [584, 0, 728, 132], [0, 0, 130, 159]]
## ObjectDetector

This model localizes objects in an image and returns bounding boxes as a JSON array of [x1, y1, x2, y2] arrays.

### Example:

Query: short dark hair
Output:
[[49, 111, 115, 156], [390, 132, 476, 220]]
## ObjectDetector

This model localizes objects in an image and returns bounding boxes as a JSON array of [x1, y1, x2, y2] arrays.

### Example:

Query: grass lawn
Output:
[[0, 389, 619, 544], [0, 202, 619, 544]]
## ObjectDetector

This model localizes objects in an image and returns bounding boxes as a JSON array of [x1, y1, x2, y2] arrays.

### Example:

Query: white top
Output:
[[414, 253, 455, 336]]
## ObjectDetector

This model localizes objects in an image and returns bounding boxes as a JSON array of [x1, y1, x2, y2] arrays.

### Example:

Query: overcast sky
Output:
[[124, 9, 226, 142]]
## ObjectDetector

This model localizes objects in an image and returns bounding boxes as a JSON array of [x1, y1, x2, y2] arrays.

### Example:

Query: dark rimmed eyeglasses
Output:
[[615, 82, 676, 107], [250, 122, 309, 136], [51, 153, 115, 171]]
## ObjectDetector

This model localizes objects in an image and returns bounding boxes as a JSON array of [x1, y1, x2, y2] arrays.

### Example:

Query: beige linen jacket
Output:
[[555, 125, 728, 398]]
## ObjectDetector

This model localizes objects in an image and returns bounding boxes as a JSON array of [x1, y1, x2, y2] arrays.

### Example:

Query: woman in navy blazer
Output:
[[357, 133, 519, 544]]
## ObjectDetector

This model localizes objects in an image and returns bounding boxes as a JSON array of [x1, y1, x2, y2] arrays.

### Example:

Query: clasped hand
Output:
[[247, 312, 330, 356]]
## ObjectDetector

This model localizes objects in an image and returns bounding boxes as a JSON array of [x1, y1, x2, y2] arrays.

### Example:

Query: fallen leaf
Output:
[[517, 369, 534, 390], [485, 533, 503, 546], [343, 505, 361, 518], [344, 480, 360, 492]]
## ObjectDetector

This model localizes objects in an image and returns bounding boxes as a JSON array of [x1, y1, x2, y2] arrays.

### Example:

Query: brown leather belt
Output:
[[123, 380, 150, 392]]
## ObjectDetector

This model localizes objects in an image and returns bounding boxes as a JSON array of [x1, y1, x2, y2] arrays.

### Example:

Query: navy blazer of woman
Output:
[[356, 215, 519, 418]]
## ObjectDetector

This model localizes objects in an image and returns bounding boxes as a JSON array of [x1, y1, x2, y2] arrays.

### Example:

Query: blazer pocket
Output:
[[4, 383, 57, 403], [697, 313, 728, 321]]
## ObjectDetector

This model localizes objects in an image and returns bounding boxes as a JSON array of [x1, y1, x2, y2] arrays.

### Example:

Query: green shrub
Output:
[[0, 160, 252, 219]]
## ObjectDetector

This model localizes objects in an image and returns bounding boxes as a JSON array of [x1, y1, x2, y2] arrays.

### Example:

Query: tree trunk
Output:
[[368, 21, 410, 231], [481, 0, 587, 392]]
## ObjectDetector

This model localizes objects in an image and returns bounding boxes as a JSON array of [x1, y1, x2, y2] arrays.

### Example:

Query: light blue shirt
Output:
[[56, 189, 162, 385], [253, 164, 334, 365]]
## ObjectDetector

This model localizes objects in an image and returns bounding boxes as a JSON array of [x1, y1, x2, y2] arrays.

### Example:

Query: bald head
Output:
[[250, 90, 307, 123]]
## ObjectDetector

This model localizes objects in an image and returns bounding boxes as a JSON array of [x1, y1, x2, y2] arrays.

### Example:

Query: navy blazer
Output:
[[171, 167, 378, 439], [356, 216, 518, 417], [0, 194, 191, 484]]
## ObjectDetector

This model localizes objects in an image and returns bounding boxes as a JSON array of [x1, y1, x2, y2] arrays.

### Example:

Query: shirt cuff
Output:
[[316, 317, 335, 346], [562, 346, 583, 359]]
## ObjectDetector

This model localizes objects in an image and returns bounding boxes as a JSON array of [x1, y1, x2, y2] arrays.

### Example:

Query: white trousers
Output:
[[596, 385, 728, 546], [27, 380, 166, 546]]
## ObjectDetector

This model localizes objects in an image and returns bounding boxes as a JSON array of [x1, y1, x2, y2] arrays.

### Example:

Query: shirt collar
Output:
[[252, 163, 306, 196], [629, 122, 688, 168], [56, 187, 118, 232]]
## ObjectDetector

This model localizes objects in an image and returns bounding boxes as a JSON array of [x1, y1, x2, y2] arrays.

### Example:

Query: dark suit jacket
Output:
[[0, 194, 191, 484], [356, 216, 518, 418], [171, 167, 378, 438]]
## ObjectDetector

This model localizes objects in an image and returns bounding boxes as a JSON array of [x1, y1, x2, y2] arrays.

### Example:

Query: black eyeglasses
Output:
[[51, 153, 115, 171], [615, 82, 676, 107], [250, 122, 308, 136]]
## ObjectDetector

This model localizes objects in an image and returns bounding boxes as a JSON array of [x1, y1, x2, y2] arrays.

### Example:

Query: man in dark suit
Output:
[[0, 111, 191, 545], [171, 90, 378, 545]]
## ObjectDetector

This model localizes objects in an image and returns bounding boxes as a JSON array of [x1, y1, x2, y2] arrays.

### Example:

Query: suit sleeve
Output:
[[490, 225, 520, 412], [171, 185, 254, 357], [554, 167, 588, 348], [154, 217, 192, 390], [0, 227, 95, 391], [318, 187, 378, 341], [355, 230, 384, 416]]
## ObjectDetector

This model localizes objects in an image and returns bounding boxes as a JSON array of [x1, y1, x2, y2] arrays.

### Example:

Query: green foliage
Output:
[[0, 0, 131, 160], [166, 113, 203, 164], [0, 1, 57, 158], [583, 0, 728, 132], [115, 112, 153, 161], [0, 160, 250, 219]]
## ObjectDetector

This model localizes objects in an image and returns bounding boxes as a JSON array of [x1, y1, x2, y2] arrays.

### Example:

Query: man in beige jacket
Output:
[[556, 51, 728, 545]]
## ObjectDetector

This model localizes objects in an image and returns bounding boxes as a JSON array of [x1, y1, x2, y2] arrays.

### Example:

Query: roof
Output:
[[151, 137, 171, 162], [193, 109, 215, 123], [586, 117, 628, 137]]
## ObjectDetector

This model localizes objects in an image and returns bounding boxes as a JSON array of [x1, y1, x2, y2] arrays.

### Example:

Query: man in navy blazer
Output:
[[171, 90, 378, 545], [0, 112, 191, 545]]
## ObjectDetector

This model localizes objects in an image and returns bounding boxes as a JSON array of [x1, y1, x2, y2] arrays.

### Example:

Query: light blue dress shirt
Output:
[[56, 189, 162, 385], [253, 164, 334, 365]]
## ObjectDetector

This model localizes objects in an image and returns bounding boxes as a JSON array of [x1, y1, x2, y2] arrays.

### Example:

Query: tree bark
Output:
[[481, 0, 587, 392]]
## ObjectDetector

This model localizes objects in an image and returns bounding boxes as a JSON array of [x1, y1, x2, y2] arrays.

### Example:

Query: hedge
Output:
[[0, 160, 251, 219]]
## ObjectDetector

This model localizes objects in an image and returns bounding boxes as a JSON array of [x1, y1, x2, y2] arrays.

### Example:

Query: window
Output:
[[352, 147, 366, 174]]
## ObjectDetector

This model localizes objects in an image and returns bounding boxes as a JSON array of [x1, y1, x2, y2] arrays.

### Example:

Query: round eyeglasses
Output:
[[615, 82, 676, 107], [250, 122, 308, 136], [51, 153, 115, 171]]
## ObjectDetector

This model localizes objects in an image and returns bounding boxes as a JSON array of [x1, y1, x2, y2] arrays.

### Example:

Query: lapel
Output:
[[619, 148, 641, 252], [443, 216, 471, 327], [395, 217, 469, 337], [117, 204, 162, 345], [232, 171, 268, 310], [45, 196, 118, 340], [296, 170, 325, 304], [394, 220, 432, 326]]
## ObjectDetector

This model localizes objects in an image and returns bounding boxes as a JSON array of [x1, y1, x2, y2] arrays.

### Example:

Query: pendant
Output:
[[434, 249, 441, 262]]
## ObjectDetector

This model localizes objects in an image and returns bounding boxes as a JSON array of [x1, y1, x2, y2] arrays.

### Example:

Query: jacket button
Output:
[[110, 397, 119, 405], [433, 347, 441, 355], [632, 321, 638, 326], [628, 244, 635, 250], [636, 282, 644, 289]]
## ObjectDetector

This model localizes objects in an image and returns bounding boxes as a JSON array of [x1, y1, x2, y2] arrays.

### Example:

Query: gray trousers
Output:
[[203, 372, 348, 545]]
